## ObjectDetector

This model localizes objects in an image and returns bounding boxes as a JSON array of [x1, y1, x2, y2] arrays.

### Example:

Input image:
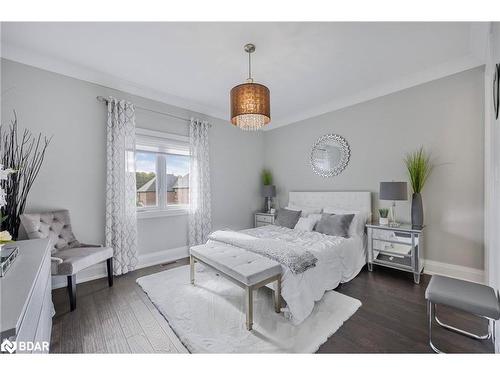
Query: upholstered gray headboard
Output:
[[288, 191, 372, 215]]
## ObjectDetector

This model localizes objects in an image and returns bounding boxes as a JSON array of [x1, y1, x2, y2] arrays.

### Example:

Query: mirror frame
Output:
[[310, 134, 350, 177]]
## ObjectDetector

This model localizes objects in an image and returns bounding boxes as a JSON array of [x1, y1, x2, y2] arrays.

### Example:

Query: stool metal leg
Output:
[[428, 301, 442, 354], [490, 320, 496, 346], [428, 300, 495, 353], [434, 305, 491, 340]]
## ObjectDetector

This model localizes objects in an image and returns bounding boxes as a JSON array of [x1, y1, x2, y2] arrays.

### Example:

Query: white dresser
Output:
[[0, 239, 52, 353], [254, 212, 276, 227]]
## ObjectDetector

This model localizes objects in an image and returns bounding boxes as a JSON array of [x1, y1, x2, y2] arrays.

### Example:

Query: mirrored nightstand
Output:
[[254, 212, 275, 227], [366, 223, 425, 284]]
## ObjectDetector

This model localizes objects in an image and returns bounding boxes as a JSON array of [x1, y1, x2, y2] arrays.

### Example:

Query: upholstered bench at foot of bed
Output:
[[190, 244, 282, 331]]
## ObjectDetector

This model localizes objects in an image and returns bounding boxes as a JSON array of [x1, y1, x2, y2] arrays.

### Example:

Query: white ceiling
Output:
[[1, 22, 488, 129]]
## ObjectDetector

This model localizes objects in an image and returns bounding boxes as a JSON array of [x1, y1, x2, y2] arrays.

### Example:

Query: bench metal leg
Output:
[[190, 256, 195, 285], [246, 286, 253, 330], [428, 301, 494, 354], [274, 278, 281, 313]]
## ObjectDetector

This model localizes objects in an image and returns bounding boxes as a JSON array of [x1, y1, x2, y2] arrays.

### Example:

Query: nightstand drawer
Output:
[[373, 240, 412, 257], [255, 221, 270, 227], [257, 215, 274, 224]]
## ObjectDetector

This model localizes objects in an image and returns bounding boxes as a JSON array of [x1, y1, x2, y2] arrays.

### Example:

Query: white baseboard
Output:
[[423, 259, 485, 284], [51, 246, 189, 289]]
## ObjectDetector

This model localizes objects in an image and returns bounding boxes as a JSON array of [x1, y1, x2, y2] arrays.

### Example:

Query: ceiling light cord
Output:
[[247, 50, 253, 83], [244, 43, 255, 83]]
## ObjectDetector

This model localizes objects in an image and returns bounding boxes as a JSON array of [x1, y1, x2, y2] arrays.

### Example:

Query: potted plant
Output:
[[404, 147, 433, 228], [261, 169, 276, 213], [378, 208, 389, 226]]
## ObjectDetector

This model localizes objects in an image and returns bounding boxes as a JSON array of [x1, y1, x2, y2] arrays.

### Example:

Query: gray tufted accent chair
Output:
[[20, 209, 114, 311]]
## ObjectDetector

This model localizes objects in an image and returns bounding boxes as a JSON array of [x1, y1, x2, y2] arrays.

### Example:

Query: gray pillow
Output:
[[275, 208, 302, 229], [314, 213, 355, 238]]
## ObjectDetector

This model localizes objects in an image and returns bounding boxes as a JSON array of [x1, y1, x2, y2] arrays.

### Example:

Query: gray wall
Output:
[[1, 59, 264, 255], [264, 67, 485, 270], [0, 58, 486, 271]]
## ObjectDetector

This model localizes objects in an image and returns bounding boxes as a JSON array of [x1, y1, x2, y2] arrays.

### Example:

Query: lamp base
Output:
[[388, 201, 401, 227], [264, 197, 272, 213]]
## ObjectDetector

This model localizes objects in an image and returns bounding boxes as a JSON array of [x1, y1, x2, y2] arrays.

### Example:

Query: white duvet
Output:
[[206, 224, 366, 325]]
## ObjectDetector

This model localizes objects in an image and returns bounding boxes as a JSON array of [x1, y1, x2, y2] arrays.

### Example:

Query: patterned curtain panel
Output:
[[189, 118, 212, 246], [105, 97, 138, 275]]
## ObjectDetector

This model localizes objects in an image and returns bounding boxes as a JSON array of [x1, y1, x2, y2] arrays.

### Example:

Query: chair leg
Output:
[[106, 258, 114, 287], [67, 275, 76, 312]]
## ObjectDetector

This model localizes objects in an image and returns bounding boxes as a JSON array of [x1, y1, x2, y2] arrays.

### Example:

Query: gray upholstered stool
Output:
[[425, 275, 500, 353]]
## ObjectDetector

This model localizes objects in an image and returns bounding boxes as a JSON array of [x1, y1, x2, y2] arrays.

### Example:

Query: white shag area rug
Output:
[[136, 265, 361, 353]]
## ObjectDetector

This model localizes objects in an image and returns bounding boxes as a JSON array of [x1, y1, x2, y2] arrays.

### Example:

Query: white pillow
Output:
[[294, 216, 317, 231], [308, 213, 323, 223], [286, 204, 322, 217], [322, 207, 370, 237]]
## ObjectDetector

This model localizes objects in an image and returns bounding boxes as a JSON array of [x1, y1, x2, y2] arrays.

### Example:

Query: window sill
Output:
[[137, 208, 189, 219]]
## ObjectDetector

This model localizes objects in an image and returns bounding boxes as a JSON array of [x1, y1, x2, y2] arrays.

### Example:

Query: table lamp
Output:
[[379, 181, 407, 227], [262, 185, 276, 213]]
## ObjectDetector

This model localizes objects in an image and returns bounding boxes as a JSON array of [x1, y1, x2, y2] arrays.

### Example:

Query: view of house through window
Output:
[[135, 143, 190, 210], [136, 152, 157, 208], [166, 154, 190, 205]]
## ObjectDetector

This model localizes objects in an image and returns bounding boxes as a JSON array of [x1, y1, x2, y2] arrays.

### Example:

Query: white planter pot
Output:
[[379, 217, 389, 226]]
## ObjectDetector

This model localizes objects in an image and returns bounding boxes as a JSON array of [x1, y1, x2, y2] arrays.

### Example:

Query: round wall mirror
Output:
[[310, 134, 350, 177]]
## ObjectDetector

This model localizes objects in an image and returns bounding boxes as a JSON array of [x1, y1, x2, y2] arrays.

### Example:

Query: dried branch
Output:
[[0, 111, 51, 239]]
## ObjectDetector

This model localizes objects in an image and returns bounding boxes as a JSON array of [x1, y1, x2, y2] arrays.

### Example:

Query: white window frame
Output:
[[135, 128, 190, 219]]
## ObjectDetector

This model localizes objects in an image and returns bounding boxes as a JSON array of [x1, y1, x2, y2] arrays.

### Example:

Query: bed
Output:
[[206, 191, 372, 325]]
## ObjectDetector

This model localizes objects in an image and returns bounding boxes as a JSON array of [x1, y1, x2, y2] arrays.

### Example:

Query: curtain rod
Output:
[[96, 96, 191, 122]]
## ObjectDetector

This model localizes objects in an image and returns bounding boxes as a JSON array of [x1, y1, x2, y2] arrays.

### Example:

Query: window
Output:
[[135, 128, 190, 217]]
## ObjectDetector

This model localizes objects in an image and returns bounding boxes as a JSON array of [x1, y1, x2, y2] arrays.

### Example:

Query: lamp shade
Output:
[[379, 182, 407, 201], [261, 185, 276, 198], [230, 83, 271, 131]]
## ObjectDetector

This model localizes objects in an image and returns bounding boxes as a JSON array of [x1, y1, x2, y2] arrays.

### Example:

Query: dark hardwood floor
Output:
[[51, 260, 494, 353]]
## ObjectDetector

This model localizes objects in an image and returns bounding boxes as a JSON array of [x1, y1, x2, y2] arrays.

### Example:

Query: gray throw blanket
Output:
[[208, 230, 317, 274]]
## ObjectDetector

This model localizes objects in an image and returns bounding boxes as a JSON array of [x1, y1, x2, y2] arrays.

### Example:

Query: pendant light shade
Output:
[[230, 44, 271, 131], [230, 82, 270, 130]]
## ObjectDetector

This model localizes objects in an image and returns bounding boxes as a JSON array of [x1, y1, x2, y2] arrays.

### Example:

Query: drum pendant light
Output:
[[230, 43, 271, 131]]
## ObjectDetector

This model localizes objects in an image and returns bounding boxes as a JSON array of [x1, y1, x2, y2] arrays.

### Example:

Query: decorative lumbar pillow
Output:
[[314, 213, 355, 238], [323, 207, 370, 237], [294, 216, 317, 232], [275, 208, 302, 229], [285, 204, 322, 217]]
